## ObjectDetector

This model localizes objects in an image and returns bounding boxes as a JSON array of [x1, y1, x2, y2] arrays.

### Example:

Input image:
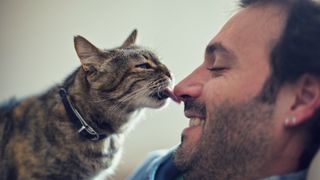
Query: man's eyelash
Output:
[[207, 67, 227, 71]]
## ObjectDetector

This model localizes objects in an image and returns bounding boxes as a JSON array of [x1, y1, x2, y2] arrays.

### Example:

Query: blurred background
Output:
[[0, 0, 237, 179]]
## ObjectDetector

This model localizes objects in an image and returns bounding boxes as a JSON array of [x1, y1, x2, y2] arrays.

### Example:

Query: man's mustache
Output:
[[184, 100, 207, 117]]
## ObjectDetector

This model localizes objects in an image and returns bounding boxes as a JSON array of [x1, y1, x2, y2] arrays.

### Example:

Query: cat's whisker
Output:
[[89, 78, 169, 115], [109, 88, 148, 112], [90, 79, 162, 104], [91, 78, 168, 105]]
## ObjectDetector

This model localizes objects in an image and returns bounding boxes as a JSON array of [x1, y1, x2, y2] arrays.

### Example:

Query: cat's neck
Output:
[[60, 68, 135, 136]]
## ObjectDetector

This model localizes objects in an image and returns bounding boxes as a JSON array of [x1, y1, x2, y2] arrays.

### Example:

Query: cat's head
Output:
[[73, 30, 175, 110]]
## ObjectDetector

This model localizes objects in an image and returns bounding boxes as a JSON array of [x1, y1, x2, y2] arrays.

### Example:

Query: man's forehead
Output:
[[208, 3, 288, 56]]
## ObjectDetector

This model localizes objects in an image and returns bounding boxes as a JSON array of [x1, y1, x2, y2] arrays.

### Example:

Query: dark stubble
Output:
[[174, 98, 275, 180]]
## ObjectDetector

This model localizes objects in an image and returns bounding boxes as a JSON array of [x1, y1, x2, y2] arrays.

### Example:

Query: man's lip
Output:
[[184, 111, 206, 120]]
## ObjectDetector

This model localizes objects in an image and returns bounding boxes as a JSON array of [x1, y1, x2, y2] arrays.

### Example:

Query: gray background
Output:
[[0, 0, 237, 179]]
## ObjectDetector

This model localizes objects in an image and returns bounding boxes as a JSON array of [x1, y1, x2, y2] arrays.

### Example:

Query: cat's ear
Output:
[[74, 35, 101, 73], [121, 29, 137, 48]]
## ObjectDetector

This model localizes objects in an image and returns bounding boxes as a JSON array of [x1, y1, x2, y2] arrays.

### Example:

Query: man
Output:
[[129, 0, 320, 179]]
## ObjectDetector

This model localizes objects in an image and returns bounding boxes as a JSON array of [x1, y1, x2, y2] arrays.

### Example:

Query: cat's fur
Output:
[[0, 30, 172, 180]]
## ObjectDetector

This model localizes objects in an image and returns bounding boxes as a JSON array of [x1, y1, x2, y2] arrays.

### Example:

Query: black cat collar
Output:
[[59, 88, 107, 141]]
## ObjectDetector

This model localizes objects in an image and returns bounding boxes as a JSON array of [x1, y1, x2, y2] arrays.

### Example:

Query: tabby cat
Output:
[[0, 30, 176, 180]]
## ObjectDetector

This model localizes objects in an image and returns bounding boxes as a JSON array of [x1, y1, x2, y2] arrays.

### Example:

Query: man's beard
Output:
[[173, 97, 275, 179]]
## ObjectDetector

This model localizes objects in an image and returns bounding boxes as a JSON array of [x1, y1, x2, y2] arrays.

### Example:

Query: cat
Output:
[[0, 29, 177, 180]]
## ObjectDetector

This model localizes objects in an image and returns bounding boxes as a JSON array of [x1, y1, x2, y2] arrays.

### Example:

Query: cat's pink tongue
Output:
[[164, 88, 180, 103]]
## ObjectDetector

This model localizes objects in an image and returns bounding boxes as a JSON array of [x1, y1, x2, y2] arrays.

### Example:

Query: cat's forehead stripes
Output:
[[102, 47, 160, 63]]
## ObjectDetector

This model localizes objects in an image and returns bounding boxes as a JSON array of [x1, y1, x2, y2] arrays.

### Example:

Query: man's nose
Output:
[[173, 66, 206, 102]]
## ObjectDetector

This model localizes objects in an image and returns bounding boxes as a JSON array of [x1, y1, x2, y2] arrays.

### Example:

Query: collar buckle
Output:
[[59, 87, 106, 141]]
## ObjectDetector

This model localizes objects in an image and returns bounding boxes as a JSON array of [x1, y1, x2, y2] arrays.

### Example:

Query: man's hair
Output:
[[240, 0, 320, 169]]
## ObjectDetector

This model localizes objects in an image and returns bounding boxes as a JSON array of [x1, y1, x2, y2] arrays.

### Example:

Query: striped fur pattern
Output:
[[0, 30, 172, 180]]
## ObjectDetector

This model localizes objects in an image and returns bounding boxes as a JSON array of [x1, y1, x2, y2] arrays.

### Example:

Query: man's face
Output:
[[173, 4, 288, 179]]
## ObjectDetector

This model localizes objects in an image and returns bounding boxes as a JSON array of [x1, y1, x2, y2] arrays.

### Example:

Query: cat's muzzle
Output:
[[153, 88, 179, 102]]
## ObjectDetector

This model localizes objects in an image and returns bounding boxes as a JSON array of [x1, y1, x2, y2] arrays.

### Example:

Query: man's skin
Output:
[[173, 3, 320, 179]]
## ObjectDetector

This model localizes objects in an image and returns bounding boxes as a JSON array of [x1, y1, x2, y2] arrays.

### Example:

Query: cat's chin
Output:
[[152, 96, 169, 107], [133, 97, 168, 109], [150, 88, 178, 103], [149, 98, 168, 109], [145, 87, 179, 108]]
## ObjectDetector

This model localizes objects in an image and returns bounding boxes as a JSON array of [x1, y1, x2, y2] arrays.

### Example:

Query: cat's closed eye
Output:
[[135, 63, 152, 69]]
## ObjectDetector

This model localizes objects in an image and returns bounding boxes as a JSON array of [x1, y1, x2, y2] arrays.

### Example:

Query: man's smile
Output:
[[189, 117, 205, 127]]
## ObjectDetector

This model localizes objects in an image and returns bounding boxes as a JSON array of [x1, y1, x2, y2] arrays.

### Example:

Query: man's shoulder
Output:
[[263, 170, 307, 180], [128, 147, 176, 180]]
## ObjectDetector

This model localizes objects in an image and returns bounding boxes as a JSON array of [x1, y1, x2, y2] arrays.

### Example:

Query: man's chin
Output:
[[173, 143, 195, 171]]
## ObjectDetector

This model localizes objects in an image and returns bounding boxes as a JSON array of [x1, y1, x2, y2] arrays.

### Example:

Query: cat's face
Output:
[[74, 30, 173, 110]]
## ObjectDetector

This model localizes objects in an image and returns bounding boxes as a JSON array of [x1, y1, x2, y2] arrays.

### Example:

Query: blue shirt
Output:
[[128, 147, 182, 180], [128, 147, 307, 180]]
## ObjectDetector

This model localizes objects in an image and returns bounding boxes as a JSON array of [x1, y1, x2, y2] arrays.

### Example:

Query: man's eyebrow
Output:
[[205, 42, 236, 58]]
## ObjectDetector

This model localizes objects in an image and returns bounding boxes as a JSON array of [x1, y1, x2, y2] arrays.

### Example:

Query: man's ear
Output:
[[287, 74, 320, 127]]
